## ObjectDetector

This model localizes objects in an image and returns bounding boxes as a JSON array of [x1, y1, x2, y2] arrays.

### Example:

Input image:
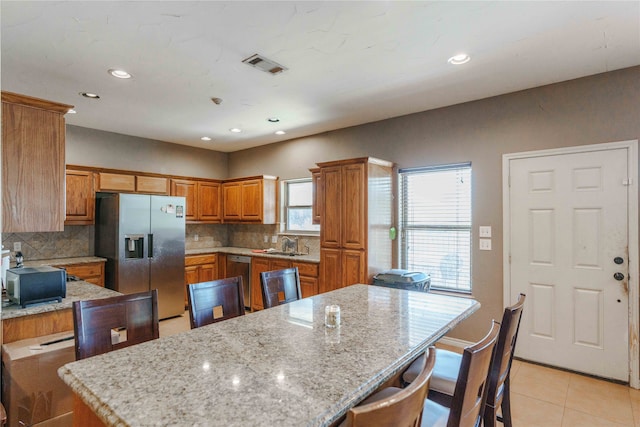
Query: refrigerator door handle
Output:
[[148, 233, 154, 258]]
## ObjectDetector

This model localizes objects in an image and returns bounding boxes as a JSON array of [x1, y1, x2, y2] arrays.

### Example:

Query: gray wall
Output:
[[66, 125, 229, 179], [228, 66, 640, 342]]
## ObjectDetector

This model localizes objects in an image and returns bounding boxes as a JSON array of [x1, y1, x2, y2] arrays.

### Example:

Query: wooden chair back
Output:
[[346, 347, 437, 427], [483, 293, 526, 425], [260, 267, 302, 309], [187, 276, 245, 329], [448, 321, 500, 427], [72, 289, 159, 360]]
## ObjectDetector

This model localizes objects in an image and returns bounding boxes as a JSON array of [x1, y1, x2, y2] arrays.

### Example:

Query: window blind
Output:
[[399, 163, 472, 292]]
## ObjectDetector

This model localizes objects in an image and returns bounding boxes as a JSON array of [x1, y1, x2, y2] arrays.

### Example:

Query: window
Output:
[[282, 179, 320, 233], [399, 163, 472, 292]]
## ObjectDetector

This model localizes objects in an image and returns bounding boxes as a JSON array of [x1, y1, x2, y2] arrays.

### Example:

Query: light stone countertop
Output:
[[59, 285, 479, 427], [22, 256, 107, 268], [2, 281, 121, 320], [186, 246, 320, 263]]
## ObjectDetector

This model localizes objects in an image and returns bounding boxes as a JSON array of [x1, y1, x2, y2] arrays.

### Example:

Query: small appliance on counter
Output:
[[5, 266, 67, 308], [372, 269, 431, 293]]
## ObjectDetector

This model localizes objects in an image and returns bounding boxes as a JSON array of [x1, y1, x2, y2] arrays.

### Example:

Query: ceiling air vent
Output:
[[242, 54, 288, 75]]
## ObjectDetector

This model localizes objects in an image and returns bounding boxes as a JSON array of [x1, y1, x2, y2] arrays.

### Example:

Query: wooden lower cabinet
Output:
[[53, 261, 105, 287], [184, 254, 217, 308], [251, 258, 319, 311], [320, 248, 365, 293]]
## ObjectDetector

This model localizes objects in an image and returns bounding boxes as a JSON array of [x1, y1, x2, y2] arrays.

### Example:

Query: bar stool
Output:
[[187, 276, 245, 328], [260, 267, 302, 309]]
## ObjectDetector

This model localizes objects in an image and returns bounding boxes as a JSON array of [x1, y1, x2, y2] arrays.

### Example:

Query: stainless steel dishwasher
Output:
[[226, 255, 251, 310]]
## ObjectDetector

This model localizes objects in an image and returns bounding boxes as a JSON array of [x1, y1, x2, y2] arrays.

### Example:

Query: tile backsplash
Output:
[[2, 226, 94, 262], [2, 223, 319, 262]]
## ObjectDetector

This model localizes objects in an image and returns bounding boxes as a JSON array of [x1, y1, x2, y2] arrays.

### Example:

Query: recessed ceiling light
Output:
[[108, 69, 132, 79], [200, 136, 212, 141], [275, 130, 286, 135], [267, 117, 280, 123], [67, 109, 77, 114], [80, 92, 100, 99], [230, 128, 242, 133], [448, 53, 471, 65]]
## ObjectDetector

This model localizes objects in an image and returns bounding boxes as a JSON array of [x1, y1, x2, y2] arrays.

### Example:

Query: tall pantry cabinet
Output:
[[317, 157, 394, 293]]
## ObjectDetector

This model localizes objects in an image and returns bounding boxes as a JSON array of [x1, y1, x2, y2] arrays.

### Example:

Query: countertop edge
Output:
[[186, 246, 320, 263]]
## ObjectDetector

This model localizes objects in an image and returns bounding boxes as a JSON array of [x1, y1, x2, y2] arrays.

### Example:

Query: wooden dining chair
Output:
[[260, 267, 302, 309], [405, 294, 525, 427], [420, 321, 500, 427], [341, 347, 437, 427], [187, 276, 245, 329], [72, 289, 159, 360]]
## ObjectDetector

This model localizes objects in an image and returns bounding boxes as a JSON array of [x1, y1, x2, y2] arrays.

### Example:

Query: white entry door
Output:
[[508, 147, 630, 381]]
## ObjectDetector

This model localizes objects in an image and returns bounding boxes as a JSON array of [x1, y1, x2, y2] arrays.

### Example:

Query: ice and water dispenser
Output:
[[124, 234, 145, 259]]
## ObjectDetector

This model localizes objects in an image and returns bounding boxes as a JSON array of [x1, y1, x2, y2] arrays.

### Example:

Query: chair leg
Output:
[[483, 403, 497, 427], [500, 377, 513, 427]]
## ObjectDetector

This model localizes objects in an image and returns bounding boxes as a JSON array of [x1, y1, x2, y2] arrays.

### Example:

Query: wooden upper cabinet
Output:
[[197, 181, 222, 222], [310, 168, 321, 225], [170, 179, 221, 223], [320, 166, 343, 248], [2, 91, 72, 232], [170, 179, 197, 221], [222, 177, 277, 224], [136, 176, 169, 195], [342, 162, 367, 250], [65, 170, 95, 225], [222, 181, 242, 221], [98, 172, 136, 192]]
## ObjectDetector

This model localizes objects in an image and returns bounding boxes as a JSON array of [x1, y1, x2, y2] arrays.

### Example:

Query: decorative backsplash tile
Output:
[[185, 224, 228, 249], [2, 226, 94, 262]]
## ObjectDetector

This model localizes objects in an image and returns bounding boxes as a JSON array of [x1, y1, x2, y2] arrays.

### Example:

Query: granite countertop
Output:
[[23, 256, 107, 268], [2, 281, 121, 320], [59, 285, 480, 427], [186, 246, 320, 263]]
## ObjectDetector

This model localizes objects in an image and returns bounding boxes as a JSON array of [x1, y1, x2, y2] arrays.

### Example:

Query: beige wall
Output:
[[66, 125, 229, 179], [228, 66, 640, 342]]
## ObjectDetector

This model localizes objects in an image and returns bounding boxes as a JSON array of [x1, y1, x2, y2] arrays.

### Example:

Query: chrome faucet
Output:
[[282, 236, 299, 253]]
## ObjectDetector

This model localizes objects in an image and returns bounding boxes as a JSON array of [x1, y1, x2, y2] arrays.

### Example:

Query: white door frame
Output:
[[503, 140, 639, 388]]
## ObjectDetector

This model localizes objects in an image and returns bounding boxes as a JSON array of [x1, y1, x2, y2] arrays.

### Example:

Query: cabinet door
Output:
[[2, 95, 67, 232], [171, 179, 197, 221], [299, 276, 318, 298], [269, 259, 292, 272], [222, 182, 242, 221], [198, 181, 222, 222], [185, 265, 199, 307], [137, 176, 169, 195], [342, 249, 366, 286], [98, 173, 136, 192], [65, 170, 95, 225], [311, 168, 321, 225], [320, 166, 342, 248], [198, 263, 217, 282], [251, 257, 270, 311], [342, 163, 366, 250], [241, 180, 262, 221], [320, 248, 342, 293]]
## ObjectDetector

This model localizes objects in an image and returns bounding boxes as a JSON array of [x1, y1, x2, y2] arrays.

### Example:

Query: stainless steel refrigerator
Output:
[[95, 193, 186, 319]]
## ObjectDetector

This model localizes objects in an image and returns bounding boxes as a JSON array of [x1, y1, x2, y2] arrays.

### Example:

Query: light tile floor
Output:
[[159, 316, 640, 426]]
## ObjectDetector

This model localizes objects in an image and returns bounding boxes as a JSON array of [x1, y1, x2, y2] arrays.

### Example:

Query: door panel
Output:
[[321, 166, 342, 248], [510, 148, 629, 380]]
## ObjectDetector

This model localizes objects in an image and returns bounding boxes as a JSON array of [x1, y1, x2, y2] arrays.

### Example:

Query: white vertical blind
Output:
[[399, 163, 472, 292]]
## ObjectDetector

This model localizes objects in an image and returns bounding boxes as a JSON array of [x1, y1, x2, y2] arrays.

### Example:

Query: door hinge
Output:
[[623, 178, 633, 186]]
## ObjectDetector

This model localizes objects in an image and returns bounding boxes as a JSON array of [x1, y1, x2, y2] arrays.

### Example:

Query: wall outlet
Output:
[[194, 234, 199, 242], [13, 242, 21, 252], [264, 235, 269, 243], [479, 238, 492, 251], [271, 235, 278, 244]]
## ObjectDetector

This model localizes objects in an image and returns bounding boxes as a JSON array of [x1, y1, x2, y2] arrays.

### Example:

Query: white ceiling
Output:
[[2, 1, 639, 153]]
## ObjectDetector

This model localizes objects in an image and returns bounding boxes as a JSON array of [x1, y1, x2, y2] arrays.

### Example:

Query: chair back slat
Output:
[[188, 276, 245, 329], [260, 267, 302, 309], [73, 289, 159, 360]]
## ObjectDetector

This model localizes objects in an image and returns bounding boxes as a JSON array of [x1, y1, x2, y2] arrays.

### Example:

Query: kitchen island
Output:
[[59, 284, 479, 427]]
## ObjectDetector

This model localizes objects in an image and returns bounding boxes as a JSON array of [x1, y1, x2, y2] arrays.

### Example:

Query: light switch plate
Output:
[[479, 239, 492, 251], [479, 226, 492, 238], [272, 235, 278, 244], [13, 242, 21, 252]]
